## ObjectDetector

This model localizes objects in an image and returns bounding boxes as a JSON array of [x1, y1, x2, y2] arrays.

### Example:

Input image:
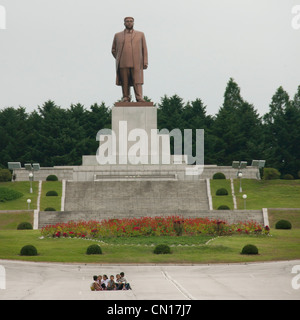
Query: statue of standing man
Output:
[[112, 17, 148, 102]]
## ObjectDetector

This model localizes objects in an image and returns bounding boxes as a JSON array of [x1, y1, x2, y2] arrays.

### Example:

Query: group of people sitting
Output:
[[90, 272, 132, 291]]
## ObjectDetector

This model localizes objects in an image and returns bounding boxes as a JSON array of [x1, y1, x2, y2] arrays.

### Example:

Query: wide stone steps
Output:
[[63, 180, 209, 213]]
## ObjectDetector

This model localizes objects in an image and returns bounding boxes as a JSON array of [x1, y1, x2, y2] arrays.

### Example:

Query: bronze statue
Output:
[[112, 17, 148, 102]]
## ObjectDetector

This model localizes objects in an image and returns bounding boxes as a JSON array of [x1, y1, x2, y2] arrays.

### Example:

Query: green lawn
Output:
[[268, 209, 300, 229], [0, 181, 39, 210], [40, 181, 62, 211], [1, 179, 300, 264], [210, 179, 234, 210], [233, 179, 300, 209], [0, 210, 299, 263], [0, 181, 62, 212], [210, 179, 300, 210], [0, 211, 33, 230], [0, 228, 299, 264]]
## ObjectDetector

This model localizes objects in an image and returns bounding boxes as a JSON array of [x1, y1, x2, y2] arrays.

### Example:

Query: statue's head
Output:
[[124, 17, 134, 30]]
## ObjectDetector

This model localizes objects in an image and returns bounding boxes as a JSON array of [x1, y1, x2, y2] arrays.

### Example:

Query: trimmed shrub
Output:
[[0, 187, 23, 202], [213, 172, 226, 179], [275, 220, 292, 230], [17, 222, 33, 230], [216, 188, 228, 196], [0, 169, 12, 182], [86, 244, 102, 255], [20, 245, 38, 256], [282, 174, 294, 180], [241, 244, 258, 255], [46, 175, 58, 181], [44, 207, 56, 211], [263, 168, 280, 180], [153, 244, 171, 254], [46, 190, 58, 196], [217, 205, 230, 210]]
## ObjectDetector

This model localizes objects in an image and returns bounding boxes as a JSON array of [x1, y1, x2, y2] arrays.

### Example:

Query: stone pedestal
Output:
[[97, 102, 171, 165]]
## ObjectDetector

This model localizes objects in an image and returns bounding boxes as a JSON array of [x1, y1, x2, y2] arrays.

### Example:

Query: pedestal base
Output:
[[97, 102, 172, 165]]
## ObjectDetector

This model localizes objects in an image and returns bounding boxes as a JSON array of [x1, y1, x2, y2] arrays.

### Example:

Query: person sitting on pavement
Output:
[[119, 272, 132, 290], [102, 275, 109, 289], [90, 275, 102, 291], [116, 274, 123, 290], [107, 275, 116, 290]]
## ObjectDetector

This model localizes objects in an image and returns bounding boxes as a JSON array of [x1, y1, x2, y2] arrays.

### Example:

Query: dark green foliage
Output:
[[263, 86, 300, 177], [275, 220, 292, 230], [46, 190, 58, 196], [44, 207, 56, 211], [17, 222, 33, 230], [86, 244, 102, 255], [153, 244, 171, 254], [241, 244, 259, 255], [283, 174, 294, 180], [216, 188, 228, 196], [20, 245, 38, 256], [0, 187, 23, 202], [263, 168, 281, 180], [213, 172, 226, 179], [46, 175, 58, 181], [217, 205, 230, 210], [0, 81, 300, 176], [0, 169, 12, 182]]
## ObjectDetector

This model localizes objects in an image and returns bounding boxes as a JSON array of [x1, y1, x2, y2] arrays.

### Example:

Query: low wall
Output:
[[13, 164, 260, 182], [38, 209, 264, 229]]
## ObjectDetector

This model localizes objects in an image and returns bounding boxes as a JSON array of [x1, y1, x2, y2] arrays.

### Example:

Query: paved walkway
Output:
[[0, 260, 299, 300]]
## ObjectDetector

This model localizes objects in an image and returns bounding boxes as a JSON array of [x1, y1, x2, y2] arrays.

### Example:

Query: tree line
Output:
[[0, 78, 299, 178]]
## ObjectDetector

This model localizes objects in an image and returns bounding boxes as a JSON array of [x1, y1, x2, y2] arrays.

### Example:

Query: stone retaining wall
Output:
[[38, 209, 264, 229]]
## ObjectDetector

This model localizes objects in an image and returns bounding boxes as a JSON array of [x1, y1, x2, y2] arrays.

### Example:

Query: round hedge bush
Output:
[[46, 190, 58, 197], [20, 245, 38, 256], [213, 172, 226, 179], [46, 175, 58, 181], [282, 174, 294, 180], [44, 207, 56, 211], [241, 244, 259, 255], [0, 169, 12, 182], [17, 222, 33, 230], [86, 244, 102, 255], [275, 220, 292, 230], [217, 205, 230, 210], [216, 188, 228, 196], [153, 244, 171, 254]]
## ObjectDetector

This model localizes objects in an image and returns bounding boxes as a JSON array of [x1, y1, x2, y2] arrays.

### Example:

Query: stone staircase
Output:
[[64, 180, 209, 213], [38, 180, 265, 228]]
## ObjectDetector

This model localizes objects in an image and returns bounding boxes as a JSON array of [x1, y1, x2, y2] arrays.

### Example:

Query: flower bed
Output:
[[40, 216, 270, 239]]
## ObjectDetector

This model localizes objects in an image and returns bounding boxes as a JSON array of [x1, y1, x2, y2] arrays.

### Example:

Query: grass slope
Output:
[[0, 181, 39, 210], [40, 181, 62, 211], [234, 179, 300, 209], [210, 179, 233, 209]]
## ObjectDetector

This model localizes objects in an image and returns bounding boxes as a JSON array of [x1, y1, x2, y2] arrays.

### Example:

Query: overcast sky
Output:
[[0, 0, 299, 116]]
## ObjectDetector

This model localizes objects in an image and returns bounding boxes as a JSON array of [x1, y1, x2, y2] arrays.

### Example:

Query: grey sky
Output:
[[0, 0, 299, 116]]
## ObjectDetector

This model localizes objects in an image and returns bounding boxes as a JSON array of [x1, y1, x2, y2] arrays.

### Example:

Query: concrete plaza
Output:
[[0, 259, 299, 300]]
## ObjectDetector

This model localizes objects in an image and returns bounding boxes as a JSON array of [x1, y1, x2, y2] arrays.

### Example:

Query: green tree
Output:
[[213, 78, 264, 165], [263, 86, 300, 176]]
